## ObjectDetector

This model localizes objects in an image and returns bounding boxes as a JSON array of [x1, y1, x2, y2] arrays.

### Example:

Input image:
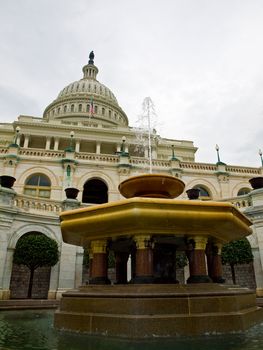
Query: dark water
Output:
[[0, 310, 263, 350]]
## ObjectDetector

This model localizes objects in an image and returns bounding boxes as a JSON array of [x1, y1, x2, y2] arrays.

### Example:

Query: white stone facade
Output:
[[0, 55, 263, 298]]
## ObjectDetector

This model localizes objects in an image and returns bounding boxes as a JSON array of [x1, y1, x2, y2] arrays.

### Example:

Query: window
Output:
[[237, 188, 251, 196], [102, 107, 105, 115], [86, 104, 90, 112], [71, 104, 74, 112], [193, 185, 211, 200], [57, 107, 60, 114], [109, 110, 112, 118], [94, 105, 98, 114], [64, 105, 67, 113], [24, 174, 51, 198], [78, 104, 82, 112]]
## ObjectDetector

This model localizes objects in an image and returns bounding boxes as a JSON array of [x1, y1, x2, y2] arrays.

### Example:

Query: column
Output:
[[187, 236, 211, 283], [115, 252, 129, 284], [89, 240, 110, 284], [54, 137, 59, 151], [16, 134, 21, 146], [75, 139, 80, 153], [133, 235, 154, 283], [23, 135, 29, 148], [211, 243, 225, 283], [45, 137, 51, 150], [96, 141, 101, 154]]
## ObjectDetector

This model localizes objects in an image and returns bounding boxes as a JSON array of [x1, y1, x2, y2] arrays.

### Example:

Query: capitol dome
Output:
[[43, 52, 128, 127]]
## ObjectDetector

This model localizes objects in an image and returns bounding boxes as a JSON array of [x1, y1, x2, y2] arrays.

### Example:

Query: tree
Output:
[[13, 233, 59, 298], [221, 238, 253, 284]]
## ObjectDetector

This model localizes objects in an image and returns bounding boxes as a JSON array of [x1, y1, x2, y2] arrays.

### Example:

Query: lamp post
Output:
[[14, 126, 20, 145], [259, 149, 263, 167], [70, 131, 75, 151], [121, 136, 126, 154], [215, 144, 221, 163]]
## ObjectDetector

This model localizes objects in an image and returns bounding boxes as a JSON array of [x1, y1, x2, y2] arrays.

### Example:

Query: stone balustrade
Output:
[[19, 149, 64, 158], [14, 195, 63, 213], [220, 194, 252, 210]]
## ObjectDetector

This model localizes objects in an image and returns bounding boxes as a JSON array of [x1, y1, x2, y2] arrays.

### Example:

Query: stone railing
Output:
[[19, 149, 64, 158], [180, 162, 217, 171], [0, 148, 8, 154], [130, 157, 170, 168], [14, 194, 63, 214], [75, 153, 119, 163], [220, 194, 252, 209], [225, 166, 261, 175]]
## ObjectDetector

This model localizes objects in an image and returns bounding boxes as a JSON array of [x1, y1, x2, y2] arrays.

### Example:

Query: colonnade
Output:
[[87, 235, 224, 285]]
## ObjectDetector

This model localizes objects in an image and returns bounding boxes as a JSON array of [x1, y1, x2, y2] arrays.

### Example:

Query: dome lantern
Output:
[[82, 51, 98, 80]]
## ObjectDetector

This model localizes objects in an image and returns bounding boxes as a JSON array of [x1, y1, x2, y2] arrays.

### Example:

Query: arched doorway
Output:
[[9, 232, 52, 299], [82, 178, 108, 204]]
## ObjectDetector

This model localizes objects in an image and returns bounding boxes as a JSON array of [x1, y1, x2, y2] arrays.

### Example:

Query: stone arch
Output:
[[185, 179, 218, 199], [77, 171, 116, 192], [17, 166, 59, 188], [8, 224, 59, 251], [232, 182, 252, 197], [9, 229, 59, 299]]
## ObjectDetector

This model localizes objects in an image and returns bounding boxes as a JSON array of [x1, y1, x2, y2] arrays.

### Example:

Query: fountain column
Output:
[[89, 240, 110, 284], [133, 235, 154, 283], [187, 236, 211, 283], [115, 252, 129, 284], [211, 243, 225, 283]]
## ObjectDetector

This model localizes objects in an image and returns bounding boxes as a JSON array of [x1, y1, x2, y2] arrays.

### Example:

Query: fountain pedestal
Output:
[[54, 283, 263, 337], [55, 174, 263, 337]]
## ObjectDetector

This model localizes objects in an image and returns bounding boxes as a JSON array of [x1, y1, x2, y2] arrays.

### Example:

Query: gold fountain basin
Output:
[[60, 197, 252, 246]]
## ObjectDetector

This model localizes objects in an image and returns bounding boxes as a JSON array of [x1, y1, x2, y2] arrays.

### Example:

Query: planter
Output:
[[249, 177, 263, 190], [186, 188, 200, 200], [0, 176, 16, 189], [65, 187, 79, 199]]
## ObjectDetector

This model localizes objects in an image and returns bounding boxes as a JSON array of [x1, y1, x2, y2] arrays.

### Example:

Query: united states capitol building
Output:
[[0, 52, 263, 300]]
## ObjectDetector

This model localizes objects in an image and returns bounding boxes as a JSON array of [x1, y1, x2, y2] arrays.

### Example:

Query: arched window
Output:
[[24, 174, 51, 198], [71, 104, 74, 112], [94, 105, 98, 114], [82, 178, 108, 204], [86, 104, 90, 112], [193, 185, 211, 200], [102, 107, 105, 115], [64, 105, 67, 113], [237, 188, 251, 196], [78, 104, 82, 112]]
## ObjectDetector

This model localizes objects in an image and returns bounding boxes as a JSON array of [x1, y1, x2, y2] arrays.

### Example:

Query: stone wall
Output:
[[222, 262, 256, 290]]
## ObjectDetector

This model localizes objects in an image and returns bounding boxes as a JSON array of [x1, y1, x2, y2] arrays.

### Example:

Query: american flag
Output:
[[89, 97, 94, 116]]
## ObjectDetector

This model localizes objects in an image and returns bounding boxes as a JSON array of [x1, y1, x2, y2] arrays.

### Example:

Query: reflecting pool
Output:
[[0, 309, 263, 350]]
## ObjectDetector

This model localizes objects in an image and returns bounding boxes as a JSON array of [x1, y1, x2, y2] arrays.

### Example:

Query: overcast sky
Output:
[[0, 0, 263, 166]]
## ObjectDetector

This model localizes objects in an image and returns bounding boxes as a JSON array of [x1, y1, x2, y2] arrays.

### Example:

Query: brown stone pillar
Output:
[[205, 242, 214, 280], [115, 252, 129, 284], [89, 240, 110, 284], [133, 235, 154, 284], [211, 243, 225, 283], [187, 236, 211, 283]]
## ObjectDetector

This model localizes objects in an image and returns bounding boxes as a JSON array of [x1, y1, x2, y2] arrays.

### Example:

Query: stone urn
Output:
[[249, 177, 263, 190], [65, 187, 79, 200], [0, 175, 16, 189], [186, 188, 200, 200]]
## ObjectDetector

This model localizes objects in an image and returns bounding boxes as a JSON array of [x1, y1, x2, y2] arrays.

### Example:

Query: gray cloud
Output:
[[0, 0, 263, 166]]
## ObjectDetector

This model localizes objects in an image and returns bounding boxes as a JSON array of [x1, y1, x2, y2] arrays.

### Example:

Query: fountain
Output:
[[55, 174, 263, 337]]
